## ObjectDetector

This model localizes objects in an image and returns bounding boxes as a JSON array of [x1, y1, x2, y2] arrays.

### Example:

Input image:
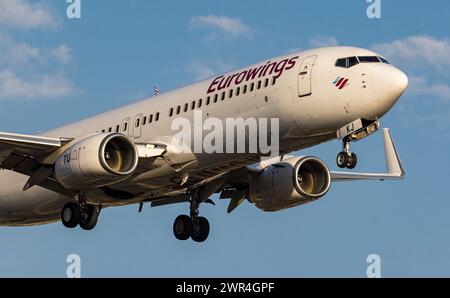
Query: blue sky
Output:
[[0, 0, 450, 277]]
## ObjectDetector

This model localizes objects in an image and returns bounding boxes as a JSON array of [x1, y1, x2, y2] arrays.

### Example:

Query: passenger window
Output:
[[214, 94, 218, 103], [335, 58, 347, 68], [198, 99, 202, 108], [149, 114, 153, 123], [257, 81, 262, 89], [229, 89, 233, 98], [264, 78, 269, 87], [169, 108, 174, 117], [108, 127, 112, 132], [250, 82, 255, 92], [272, 77, 277, 85], [123, 122, 128, 131], [236, 87, 240, 96], [243, 85, 247, 94], [191, 101, 196, 110], [135, 118, 140, 128], [177, 106, 181, 114], [184, 103, 188, 112], [155, 113, 160, 121], [143, 116, 147, 125], [101, 129, 105, 133], [221, 92, 225, 100], [115, 125, 120, 132], [206, 96, 211, 105]]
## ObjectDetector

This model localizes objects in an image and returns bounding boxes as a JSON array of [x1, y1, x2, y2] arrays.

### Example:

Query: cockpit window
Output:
[[335, 56, 359, 69], [378, 56, 390, 64], [358, 56, 381, 63], [348, 56, 359, 68], [335, 58, 347, 68], [336, 55, 389, 68]]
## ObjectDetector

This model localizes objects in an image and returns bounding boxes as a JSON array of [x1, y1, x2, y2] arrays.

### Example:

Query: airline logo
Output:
[[333, 77, 349, 90], [208, 56, 299, 94]]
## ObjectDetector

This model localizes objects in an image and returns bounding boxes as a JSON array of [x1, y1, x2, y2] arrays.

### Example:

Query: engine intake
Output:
[[293, 157, 331, 199], [249, 156, 331, 211], [100, 134, 137, 175], [55, 133, 138, 190]]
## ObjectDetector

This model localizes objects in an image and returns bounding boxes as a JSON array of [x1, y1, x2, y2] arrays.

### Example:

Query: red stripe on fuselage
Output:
[[339, 79, 349, 89], [335, 78, 344, 87]]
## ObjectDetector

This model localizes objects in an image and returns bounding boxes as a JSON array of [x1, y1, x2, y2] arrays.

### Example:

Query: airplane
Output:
[[0, 46, 407, 242]]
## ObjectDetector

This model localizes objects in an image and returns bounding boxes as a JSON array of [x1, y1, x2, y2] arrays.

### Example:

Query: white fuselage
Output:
[[0, 46, 407, 226]]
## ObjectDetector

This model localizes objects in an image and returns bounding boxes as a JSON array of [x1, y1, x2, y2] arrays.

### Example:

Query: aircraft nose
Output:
[[373, 65, 408, 111], [392, 68, 408, 95]]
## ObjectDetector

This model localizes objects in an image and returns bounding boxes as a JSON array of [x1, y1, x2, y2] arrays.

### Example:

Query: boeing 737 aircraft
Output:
[[0, 47, 407, 242]]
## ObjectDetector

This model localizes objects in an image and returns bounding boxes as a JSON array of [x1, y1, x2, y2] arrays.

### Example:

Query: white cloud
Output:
[[0, 35, 74, 100], [0, 0, 56, 29], [309, 35, 339, 47], [408, 76, 450, 101], [0, 69, 75, 101], [190, 15, 253, 39], [187, 60, 235, 81], [371, 36, 450, 70], [0, 33, 42, 66], [51, 44, 72, 64]]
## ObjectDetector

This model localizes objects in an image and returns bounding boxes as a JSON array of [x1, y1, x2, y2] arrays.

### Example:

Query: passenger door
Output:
[[297, 55, 318, 98]]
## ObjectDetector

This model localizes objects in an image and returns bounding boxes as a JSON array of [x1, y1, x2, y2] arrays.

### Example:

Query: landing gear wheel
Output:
[[79, 205, 100, 231], [347, 153, 358, 169], [336, 151, 349, 169], [173, 215, 193, 241], [191, 217, 210, 243], [61, 202, 81, 228]]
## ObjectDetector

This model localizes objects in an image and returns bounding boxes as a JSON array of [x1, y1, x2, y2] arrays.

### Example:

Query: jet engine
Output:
[[249, 156, 331, 211], [54, 133, 139, 190]]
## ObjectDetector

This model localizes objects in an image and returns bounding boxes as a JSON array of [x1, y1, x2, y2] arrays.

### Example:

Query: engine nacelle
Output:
[[54, 133, 139, 190], [249, 156, 331, 211]]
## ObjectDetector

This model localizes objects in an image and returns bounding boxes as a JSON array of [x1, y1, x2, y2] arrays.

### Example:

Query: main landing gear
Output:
[[336, 138, 358, 169], [61, 201, 100, 230], [173, 196, 210, 243]]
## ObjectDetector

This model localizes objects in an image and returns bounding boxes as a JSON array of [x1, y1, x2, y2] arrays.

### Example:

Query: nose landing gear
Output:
[[336, 119, 380, 169], [336, 139, 358, 169]]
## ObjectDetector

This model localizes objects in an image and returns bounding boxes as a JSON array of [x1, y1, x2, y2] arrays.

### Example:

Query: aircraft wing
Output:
[[196, 128, 405, 213], [0, 131, 167, 197], [0, 132, 76, 196], [0, 131, 74, 177], [0, 132, 73, 159], [330, 128, 405, 181]]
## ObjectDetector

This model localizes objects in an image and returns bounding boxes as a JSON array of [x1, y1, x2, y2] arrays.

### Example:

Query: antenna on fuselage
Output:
[[153, 86, 160, 95]]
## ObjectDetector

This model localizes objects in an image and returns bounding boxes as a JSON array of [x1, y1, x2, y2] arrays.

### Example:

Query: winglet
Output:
[[383, 128, 405, 176], [331, 128, 405, 181]]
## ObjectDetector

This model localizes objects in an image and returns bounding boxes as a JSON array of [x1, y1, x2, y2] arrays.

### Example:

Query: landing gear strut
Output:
[[61, 200, 100, 230], [336, 119, 380, 169], [173, 194, 210, 242], [336, 138, 358, 169]]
